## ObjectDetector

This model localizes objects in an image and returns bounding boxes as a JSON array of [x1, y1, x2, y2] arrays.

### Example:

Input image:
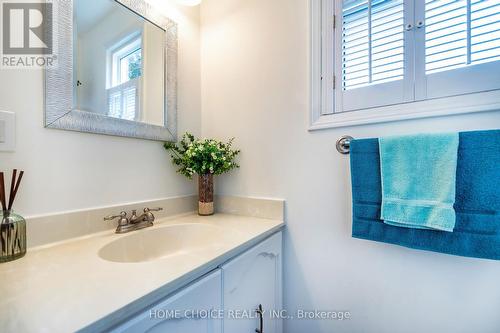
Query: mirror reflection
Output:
[[73, 0, 165, 126]]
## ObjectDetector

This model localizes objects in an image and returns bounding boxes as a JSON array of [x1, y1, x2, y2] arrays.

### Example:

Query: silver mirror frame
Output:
[[44, 0, 177, 141]]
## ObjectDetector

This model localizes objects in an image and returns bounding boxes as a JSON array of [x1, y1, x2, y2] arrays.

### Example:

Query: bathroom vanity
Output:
[[112, 232, 282, 333], [0, 197, 284, 333]]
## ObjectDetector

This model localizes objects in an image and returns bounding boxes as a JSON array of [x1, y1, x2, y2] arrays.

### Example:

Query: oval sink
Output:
[[98, 223, 238, 263]]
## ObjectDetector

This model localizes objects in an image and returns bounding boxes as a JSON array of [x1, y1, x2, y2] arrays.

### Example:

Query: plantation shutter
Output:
[[108, 90, 122, 119], [420, 0, 500, 99], [341, 0, 412, 111], [107, 78, 140, 121], [122, 85, 138, 121], [470, 0, 500, 64]]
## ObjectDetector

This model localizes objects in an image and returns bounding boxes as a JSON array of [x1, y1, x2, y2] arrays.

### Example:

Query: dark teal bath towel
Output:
[[350, 130, 500, 260]]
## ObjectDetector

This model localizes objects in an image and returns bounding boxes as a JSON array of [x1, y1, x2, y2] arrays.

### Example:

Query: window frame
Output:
[[310, 0, 500, 130], [105, 31, 143, 122], [108, 34, 143, 88]]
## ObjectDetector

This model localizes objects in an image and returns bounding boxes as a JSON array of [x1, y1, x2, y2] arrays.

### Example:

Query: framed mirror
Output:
[[44, 0, 177, 141]]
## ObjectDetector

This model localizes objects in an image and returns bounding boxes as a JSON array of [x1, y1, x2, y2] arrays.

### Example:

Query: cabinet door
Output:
[[112, 270, 222, 333], [222, 232, 282, 333]]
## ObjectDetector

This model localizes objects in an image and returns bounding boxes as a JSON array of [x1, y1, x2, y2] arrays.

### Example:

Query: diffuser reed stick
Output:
[[0, 172, 6, 212], [7, 169, 16, 211], [8, 170, 24, 211]]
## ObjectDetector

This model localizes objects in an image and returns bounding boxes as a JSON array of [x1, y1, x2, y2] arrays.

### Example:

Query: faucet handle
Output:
[[144, 207, 163, 213], [143, 207, 163, 223], [104, 211, 127, 221], [104, 211, 129, 228]]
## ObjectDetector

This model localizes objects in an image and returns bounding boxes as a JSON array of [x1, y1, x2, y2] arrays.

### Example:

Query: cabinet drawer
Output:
[[111, 270, 222, 333]]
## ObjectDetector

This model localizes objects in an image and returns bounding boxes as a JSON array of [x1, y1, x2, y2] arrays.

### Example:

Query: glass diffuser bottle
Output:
[[1, 211, 27, 263]]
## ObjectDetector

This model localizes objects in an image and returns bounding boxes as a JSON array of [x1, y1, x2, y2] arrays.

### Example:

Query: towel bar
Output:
[[336, 135, 354, 154]]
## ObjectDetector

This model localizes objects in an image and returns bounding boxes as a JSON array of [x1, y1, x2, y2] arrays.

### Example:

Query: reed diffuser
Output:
[[1, 169, 26, 263]]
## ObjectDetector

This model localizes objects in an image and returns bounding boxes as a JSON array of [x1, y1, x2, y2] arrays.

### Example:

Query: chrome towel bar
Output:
[[336, 135, 354, 154]]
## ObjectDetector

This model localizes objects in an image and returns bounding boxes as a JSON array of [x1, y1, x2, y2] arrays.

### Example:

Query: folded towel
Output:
[[350, 130, 500, 260], [379, 133, 459, 232]]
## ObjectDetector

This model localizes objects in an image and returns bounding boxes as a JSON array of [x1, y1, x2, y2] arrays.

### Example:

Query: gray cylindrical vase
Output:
[[198, 173, 214, 216]]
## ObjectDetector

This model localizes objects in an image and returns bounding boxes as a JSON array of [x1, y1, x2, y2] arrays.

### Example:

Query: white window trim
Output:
[[310, 0, 500, 130], [112, 39, 141, 87], [106, 31, 143, 89]]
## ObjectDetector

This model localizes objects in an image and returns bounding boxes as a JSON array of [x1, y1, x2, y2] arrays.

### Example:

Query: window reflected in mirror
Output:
[[73, 0, 165, 126]]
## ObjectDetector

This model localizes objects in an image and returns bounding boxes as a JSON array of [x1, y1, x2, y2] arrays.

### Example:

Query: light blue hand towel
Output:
[[379, 133, 459, 232]]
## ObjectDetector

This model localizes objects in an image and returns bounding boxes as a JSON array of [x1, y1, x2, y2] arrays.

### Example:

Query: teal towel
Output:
[[379, 133, 459, 232]]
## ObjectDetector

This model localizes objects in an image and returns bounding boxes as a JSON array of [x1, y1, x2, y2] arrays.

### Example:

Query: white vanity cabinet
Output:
[[110, 231, 282, 333], [222, 232, 283, 333], [111, 270, 223, 333]]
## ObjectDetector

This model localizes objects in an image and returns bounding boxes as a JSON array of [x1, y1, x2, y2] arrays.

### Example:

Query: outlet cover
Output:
[[0, 111, 15, 152]]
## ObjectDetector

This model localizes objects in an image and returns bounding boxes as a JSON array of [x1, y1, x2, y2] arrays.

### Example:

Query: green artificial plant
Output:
[[164, 133, 240, 179]]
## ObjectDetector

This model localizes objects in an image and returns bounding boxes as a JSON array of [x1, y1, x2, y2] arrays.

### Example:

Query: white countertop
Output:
[[0, 213, 284, 333]]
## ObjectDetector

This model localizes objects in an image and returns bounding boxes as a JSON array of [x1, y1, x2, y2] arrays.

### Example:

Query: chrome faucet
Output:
[[104, 207, 163, 234]]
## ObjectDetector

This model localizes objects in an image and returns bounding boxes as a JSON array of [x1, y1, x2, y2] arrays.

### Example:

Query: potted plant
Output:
[[164, 133, 240, 216]]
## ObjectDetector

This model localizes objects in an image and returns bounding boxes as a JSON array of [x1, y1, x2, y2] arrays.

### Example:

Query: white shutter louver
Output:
[[107, 78, 140, 122], [342, 0, 405, 90], [425, 0, 500, 74], [122, 85, 137, 121], [471, 0, 500, 64], [108, 91, 122, 119], [425, 0, 467, 74]]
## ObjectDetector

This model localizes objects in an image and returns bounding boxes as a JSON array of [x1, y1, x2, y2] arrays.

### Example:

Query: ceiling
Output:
[[74, 0, 116, 34]]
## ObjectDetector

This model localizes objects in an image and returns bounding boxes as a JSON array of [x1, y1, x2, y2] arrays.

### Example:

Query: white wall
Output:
[[200, 0, 500, 332], [0, 3, 201, 217], [142, 22, 166, 126]]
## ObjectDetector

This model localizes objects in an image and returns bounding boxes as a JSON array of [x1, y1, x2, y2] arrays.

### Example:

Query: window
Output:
[[112, 40, 142, 87], [107, 34, 142, 122], [311, 0, 500, 128]]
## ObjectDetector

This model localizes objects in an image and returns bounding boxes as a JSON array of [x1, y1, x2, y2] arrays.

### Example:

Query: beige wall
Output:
[[200, 0, 500, 332], [0, 3, 201, 217]]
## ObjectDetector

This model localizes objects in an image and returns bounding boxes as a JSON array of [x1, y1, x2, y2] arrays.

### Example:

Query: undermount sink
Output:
[[98, 223, 238, 263]]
